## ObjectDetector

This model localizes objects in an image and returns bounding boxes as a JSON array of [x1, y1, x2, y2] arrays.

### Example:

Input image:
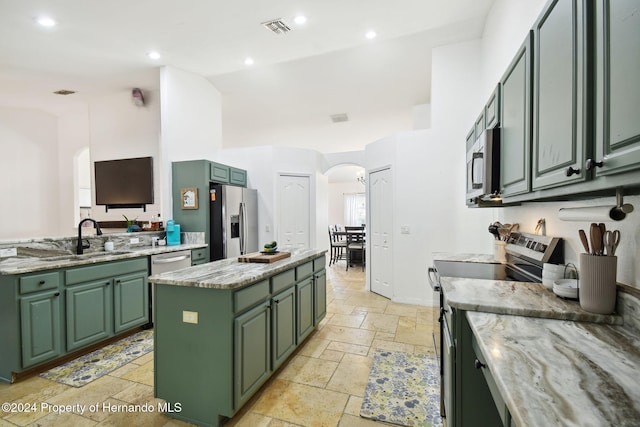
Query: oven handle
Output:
[[428, 267, 441, 292]]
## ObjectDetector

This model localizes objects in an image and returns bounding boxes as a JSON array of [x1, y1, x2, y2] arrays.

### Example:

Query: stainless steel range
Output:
[[427, 232, 563, 421]]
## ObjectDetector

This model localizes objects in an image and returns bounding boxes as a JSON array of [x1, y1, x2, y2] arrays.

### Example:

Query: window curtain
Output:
[[344, 193, 366, 226]]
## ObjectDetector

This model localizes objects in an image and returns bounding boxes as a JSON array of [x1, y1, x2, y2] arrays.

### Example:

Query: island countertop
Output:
[[148, 248, 327, 290]]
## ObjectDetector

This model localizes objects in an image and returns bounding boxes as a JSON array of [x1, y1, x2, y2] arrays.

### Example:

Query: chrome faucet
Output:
[[77, 218, 102, 254]]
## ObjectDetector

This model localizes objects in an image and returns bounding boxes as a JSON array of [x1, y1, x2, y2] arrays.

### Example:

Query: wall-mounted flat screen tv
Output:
[[94, 156, 154, 210]]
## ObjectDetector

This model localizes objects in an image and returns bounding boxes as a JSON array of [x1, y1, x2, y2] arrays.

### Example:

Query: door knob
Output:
[[474, 359, 486, 369]]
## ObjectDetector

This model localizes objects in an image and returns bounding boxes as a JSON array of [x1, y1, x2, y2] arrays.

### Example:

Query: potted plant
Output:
[[123, 215, 138, 232]]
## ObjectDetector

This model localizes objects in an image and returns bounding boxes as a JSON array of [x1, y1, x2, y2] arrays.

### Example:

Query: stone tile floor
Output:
[[0, 265, 437, 427]]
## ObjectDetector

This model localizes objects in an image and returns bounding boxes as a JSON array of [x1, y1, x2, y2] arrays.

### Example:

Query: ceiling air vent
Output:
[[53, 89, 76, 95], [330, 113, 349, 123], [262, 19, 291, 35]]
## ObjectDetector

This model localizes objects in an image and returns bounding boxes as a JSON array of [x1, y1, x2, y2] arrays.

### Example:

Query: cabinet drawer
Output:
[[472, 334, 509, 425], [66, 258, 147, 285], [20, 272, 60, 294], [295, 262, 313, 280], [313, 256, 326, 272], [191, 248, 207, 263], [271, 269, 295, 294], [234, 280, 269, 313]]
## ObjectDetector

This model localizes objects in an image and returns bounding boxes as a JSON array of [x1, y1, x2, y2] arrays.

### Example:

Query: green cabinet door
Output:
[[532, 0, 588, 190], [485, 85, 501, 129], [271, 286, 296, 370], [210, 162, 230, 183], [313, 269, 327, 325], [593, 0, 640, 176], [229, 167, 247, 187], [20, 290, 62, 368], [296, 277, 314, 342], [113, 271, 148, 333], [234, 301, 271, 408], [475, 111, 485, 142], [66, 280, 113, 351], [500, 32, 533, 197]]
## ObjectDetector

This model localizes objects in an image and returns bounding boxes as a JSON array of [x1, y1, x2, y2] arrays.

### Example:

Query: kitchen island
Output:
[[148, 249, 327, 427], [434, 253, 640, 426]]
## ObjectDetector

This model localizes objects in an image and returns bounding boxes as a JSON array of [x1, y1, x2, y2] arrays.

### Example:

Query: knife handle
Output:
[[590, 223, 602, 255], [578, 229, 590, 254]]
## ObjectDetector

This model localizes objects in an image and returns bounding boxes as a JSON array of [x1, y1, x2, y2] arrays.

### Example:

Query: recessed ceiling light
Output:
[[36, 16, 56, 27], [365, 30, 377, 40], [244, 57, 255, 66], [147, 51, 161, 60], [294, 15, 307, 25]]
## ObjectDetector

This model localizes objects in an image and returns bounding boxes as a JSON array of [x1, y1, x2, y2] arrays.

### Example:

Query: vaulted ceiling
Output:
[[0, 0, 495, 153]]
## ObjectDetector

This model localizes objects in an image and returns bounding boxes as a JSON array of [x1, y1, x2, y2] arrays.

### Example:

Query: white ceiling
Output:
[[0, 0, 495, 157]]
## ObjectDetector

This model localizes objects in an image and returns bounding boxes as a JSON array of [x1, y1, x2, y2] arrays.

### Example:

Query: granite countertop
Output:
[[467, 311, 640, 426], [148, 248, 327, 290], [441, 276, 622, 325], [0, 243, 207, 275], [432, 252, 502, 264]]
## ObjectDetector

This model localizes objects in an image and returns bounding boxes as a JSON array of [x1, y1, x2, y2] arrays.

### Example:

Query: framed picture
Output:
[[180, 187, 198, 209]]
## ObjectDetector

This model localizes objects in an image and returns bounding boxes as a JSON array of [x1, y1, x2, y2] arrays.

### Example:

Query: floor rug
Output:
[[40, 329, 154, 387], [360, 349, 443, 427]]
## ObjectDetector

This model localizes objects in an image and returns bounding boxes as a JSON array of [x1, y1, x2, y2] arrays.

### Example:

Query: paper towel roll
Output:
[[558, 205, 626, 221]]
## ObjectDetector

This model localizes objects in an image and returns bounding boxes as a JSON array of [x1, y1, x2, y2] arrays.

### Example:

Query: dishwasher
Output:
[[149, 250, 192, 324]]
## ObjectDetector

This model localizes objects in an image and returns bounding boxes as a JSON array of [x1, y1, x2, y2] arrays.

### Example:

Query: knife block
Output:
[[579, 254, 617, 314]]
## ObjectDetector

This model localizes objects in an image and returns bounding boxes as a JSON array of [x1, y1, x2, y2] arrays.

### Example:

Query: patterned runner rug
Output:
[[360, 349, 443, 427], [40, 329, 154, 387]]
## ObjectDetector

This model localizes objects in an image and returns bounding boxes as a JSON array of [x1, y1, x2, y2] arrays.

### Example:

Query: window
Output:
[[344, 193, 366, 226]]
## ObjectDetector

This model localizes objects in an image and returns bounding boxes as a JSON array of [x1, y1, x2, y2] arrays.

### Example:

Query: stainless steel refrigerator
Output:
[[209, 183, 258, 261]]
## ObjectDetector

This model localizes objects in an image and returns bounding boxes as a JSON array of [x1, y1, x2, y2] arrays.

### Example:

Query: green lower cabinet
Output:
[[20, 290, 62, 368], [234, 301, 271, 409], [66, 279, 113, 351], [271, 286, 296, 370], [296, 277, 314, 342], [455, 310, 505, 427], [113, 271, 149, 333], [314, 270, 327, 325]]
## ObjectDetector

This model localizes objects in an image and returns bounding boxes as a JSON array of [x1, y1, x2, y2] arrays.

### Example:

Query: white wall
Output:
[[89, 89, 161, 225], [58, 110, 91, 236], [0, 108, 60, 239], [160, 66, 224, 221]]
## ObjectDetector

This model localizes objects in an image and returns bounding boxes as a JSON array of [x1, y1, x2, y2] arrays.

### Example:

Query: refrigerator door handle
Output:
[[239, 202, 246, 254]]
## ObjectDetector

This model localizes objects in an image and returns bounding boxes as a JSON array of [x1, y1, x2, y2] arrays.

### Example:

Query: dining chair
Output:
[[344, 226, 365, 271], [328, 225, 346, 266]]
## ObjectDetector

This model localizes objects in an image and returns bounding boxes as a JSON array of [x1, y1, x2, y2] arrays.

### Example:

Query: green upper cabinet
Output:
[[465, 126, 476, 152], [531, 0, 588, 190], [485, 85, 501, 129], [229, 167, 247, 187], [593, 0, 640, 177], [210, 162, 230, 184], [500, 32, 533, 197], [475, 111, 485, 141]]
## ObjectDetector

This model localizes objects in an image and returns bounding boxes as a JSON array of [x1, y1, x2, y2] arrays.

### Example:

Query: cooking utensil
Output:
[[590, 223, 602, 255], [603, 230, 620, 256], [578, 229, 590, 254], [488, 224, 500, 240]]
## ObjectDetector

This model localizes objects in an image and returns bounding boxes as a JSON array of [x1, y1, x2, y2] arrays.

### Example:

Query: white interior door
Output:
[[369, 168, 393, 299], [278, 174, 310, 251]]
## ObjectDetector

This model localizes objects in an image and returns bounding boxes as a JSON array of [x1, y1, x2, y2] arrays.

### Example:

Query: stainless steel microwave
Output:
[[466, 128, 500, 206]]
